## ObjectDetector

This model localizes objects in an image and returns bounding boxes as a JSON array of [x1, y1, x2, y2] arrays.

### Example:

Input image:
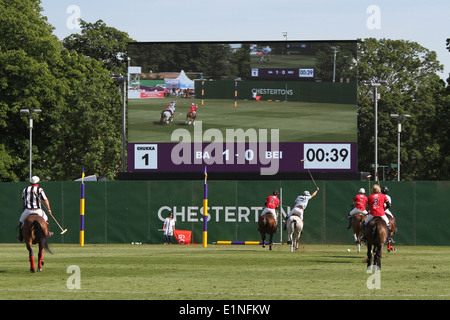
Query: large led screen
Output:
[[127, 41, 357, 175]]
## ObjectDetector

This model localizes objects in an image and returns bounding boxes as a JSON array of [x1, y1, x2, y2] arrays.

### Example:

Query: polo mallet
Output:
[[33, 191, 67, 234], [301, 159, 319, 189]]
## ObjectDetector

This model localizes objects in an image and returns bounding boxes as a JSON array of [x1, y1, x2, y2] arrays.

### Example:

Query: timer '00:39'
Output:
[[304, 144, 351, 169]]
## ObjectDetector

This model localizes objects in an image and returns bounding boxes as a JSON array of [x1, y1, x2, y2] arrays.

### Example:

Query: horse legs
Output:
[[295, 231, 300, 251], [354, 233, 361, 253], [269, 233, 273, 251], [287, 224, 294, 252], [375, 244, 383, 269], [366, 245, 372, 270], [26, 243, 35, 273], [374, 250, 381, 270], [261, 233, 266, 248], [37, 247, 44, 272], [289, 233, 294, 252]]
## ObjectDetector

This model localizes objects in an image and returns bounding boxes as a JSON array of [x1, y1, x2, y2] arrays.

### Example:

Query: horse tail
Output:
[[33, 220, 52, 254], [370, 220, 378, 241]]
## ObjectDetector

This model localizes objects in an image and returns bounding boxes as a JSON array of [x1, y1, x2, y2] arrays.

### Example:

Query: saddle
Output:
[[289, 212, 302, 219]]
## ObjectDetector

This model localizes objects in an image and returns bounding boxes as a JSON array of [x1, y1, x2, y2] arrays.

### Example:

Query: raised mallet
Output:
[[301, 159, 319, 189], [33, 191, 67, 234]]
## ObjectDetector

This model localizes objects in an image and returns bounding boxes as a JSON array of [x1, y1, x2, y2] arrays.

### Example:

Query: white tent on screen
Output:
[[164, 70, 195, 89]]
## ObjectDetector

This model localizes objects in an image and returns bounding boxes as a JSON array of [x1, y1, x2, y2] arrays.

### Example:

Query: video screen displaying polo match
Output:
[[126, 41, 357, 175]]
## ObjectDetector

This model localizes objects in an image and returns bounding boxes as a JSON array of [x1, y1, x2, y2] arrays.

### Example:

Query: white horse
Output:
[[160, 110, 173, 125], [287, 215, 303, 252]]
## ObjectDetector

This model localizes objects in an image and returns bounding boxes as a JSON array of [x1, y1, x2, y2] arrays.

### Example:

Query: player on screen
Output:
[[166, 101, 176, 121], [190, 103, 197, 116]]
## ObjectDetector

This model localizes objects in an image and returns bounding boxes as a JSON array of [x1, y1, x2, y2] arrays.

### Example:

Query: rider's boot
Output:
[[387, 227, 393, 244], [47, 222, 54, 237], [360, 222, 367, 243], [346, 214, 352, 229], [17, 222, 23, 242]]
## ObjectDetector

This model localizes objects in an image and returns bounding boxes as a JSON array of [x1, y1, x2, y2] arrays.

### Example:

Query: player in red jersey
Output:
[[190, 103, 197, 115], [261, 191, 280, 229], [361, 184, 392, 242], [347, 188, 368, 229]]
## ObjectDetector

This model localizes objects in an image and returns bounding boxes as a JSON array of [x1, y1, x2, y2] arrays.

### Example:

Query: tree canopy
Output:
[[0, 0, 125, 181], [358, 38, 449, 180], [62, 19, 134, 74]]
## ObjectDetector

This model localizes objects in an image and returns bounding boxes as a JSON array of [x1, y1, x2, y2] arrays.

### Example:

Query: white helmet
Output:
[[303, 190, 310, 196], [359, 188, 365, 194], [30, 176, 40, 184]]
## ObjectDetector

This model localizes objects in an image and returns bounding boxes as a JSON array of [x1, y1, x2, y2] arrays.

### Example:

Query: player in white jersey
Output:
[[284, 188, 319, 230], [18, 176, 53, 241]]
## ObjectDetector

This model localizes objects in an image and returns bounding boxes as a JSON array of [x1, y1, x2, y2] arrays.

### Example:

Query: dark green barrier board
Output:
[[1, 181, 448, 245]]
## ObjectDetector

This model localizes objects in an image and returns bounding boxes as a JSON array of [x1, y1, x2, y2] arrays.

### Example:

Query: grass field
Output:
[[1, 243, 449, 300], [128, 98, 356, 143], [249, 53, 316, 68]]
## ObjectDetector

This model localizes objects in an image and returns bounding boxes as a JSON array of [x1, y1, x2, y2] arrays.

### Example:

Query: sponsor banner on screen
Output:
[[128, 90, 165, 99]]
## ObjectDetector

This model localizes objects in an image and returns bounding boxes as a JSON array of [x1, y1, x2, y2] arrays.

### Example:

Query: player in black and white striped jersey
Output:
[[17, 176, 53, 241]]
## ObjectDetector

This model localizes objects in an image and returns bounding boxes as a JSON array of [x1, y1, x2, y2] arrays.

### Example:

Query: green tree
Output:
[[62, 19, 135, 74], [358, 38, 447, 180], [36, 50, 123, 181], [0, 0, 62, 181], [0, 0, 123, 181], [315, 42, 357, 82], [128, 43, 246, 79]]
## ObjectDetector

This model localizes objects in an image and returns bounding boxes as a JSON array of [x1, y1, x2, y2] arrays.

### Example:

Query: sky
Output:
[[40, 0, 449, 80]]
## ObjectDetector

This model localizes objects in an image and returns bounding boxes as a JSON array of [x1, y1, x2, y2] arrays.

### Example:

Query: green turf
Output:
[[249, 53, 316, 68], [128, 98, 356, 143], [1, 244, 448, 300]]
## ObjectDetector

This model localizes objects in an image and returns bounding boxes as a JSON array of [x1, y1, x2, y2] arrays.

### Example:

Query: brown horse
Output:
[[387, 215, 397, 252], [352, 213, 366, 253], [22, 214, 52, 273], [185, 111, 196, 125], [365, 217, 388, 270], [257, 213, 277, 250]]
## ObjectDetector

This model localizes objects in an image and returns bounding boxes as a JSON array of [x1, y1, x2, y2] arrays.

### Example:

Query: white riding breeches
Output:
[[364, 214, 390, 228], [287, 206, 304, 221], [261, 207, 277, 224], [349, 207, 368, 216], [19, 209, 48, 224]]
